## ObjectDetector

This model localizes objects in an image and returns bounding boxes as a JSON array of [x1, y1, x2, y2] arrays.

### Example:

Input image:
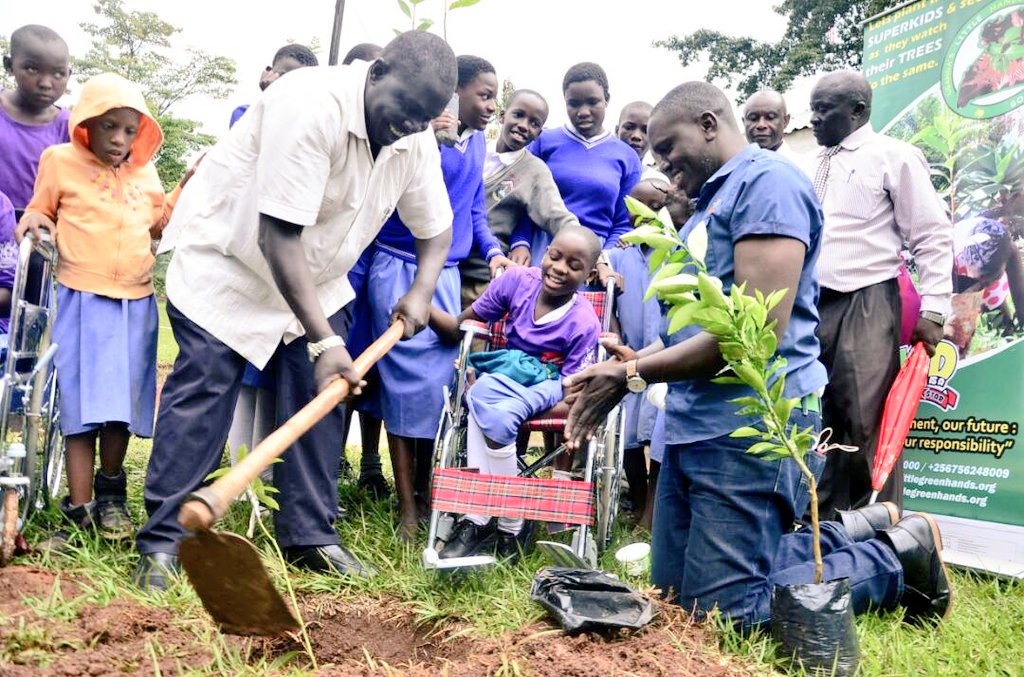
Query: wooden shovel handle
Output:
[[179, 321, 404, 532]]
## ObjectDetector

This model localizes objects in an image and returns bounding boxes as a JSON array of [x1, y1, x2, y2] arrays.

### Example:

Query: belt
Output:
[[800, 393, 821, 415]]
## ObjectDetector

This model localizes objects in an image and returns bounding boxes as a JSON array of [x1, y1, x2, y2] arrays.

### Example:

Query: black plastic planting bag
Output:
[[530, 567, 655, 634], [771, 578, 860, 676]]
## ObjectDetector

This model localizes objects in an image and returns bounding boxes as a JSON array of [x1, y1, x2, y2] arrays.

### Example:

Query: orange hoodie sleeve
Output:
[[150, 183, 183, 239], [24, 147, 63, 222]]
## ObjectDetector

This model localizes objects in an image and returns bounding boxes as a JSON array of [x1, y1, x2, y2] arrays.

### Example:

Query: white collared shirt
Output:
[[483, 139, 525, 180], [801, 124, 952, 315], [160, 63, 452, 367]]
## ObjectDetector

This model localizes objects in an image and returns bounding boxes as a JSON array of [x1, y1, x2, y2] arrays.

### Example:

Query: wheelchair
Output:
[[423, 278, 625, 570], [0, 232, 63, 565]]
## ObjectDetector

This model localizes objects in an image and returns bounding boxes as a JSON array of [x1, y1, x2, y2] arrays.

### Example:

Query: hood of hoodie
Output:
[[70, 72, 163, 167]]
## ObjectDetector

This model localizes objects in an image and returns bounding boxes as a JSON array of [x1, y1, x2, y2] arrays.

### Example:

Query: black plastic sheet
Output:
[[771, 578, 860, 676], [530, 567, 655, 634]]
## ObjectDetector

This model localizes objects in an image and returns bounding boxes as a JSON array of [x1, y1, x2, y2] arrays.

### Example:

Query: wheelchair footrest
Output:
[[422, 548, 496, 570], [431, 468, 594, 526]]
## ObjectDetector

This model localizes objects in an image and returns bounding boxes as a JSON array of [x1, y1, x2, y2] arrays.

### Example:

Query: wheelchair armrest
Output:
[[459, 319, 489, 335]]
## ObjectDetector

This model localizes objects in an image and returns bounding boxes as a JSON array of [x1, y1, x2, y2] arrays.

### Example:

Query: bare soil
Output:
[[0, 565, 759, 676]]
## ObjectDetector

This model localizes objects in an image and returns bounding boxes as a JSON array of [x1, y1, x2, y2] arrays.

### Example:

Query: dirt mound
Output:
[[0, 566, 207, 675], [0, 566, 757, 675], [267, 595, 755, 676]]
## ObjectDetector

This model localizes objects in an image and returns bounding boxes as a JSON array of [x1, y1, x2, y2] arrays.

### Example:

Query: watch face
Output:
[[627, 377, 646, 394]]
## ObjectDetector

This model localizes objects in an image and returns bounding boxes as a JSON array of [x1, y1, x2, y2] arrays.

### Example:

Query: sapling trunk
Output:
[[791, 454, 824, 584]]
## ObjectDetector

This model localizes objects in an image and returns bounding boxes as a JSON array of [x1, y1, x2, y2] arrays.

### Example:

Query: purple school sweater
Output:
[[471, 266, 600, 376], [0, 94, 71, 209], [375, 130, 501, 265], [527, 125, 641, 248]]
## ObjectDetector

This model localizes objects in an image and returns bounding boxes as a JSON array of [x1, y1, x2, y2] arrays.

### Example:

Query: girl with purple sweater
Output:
[[521, 62, 641, 264], [429, 226, 602, 562]]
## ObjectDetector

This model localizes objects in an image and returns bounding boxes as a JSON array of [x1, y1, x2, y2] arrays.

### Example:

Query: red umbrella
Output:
[[870, 342, 930, 504]]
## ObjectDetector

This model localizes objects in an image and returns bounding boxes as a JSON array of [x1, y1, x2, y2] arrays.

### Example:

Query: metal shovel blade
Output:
[[536, 540, 590, 569], [179, 530, 299, 636]]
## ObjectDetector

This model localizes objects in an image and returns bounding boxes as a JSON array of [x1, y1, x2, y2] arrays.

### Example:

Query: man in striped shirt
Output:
[[803, 70, 952, 518]]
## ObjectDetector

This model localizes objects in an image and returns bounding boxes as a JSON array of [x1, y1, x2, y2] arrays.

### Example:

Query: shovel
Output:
[[177, 321, 404, 635]]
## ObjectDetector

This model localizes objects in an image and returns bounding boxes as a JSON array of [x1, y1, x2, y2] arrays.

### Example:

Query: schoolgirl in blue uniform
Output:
[[368, 55, 512, 540]]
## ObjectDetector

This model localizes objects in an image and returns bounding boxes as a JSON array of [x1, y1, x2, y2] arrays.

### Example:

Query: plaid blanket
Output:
[[431, 468, 594, 525]]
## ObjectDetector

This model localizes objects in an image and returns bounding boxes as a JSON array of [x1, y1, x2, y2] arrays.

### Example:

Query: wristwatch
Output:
[[920, 310, 946, 326], [625, 359, 648, 394], [307, 335, 345, 363]]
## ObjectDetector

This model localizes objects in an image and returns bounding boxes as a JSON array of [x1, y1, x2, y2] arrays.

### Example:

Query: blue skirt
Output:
[[53, 285, 158, 437], [466, 373, 563, 446], [368, 249, 460, 439]]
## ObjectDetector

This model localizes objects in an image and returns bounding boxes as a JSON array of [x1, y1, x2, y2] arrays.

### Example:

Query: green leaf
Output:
[[449, 0, 481, 8], [397, 0, 412, 18], [733, 363, 765, 391], [685, 221, 708, 264], [651, 262, 685, 282], [667, 300, 701, 334], [624, 195, 658, 221], [417, 18, 434, 30], [261, 495, 280, 511], [773, 397, 796, 426], [648, 247, 669, 272], [697, 272, 729, 309], [712, 375, 745, 385], [731, 426, 762, 438]]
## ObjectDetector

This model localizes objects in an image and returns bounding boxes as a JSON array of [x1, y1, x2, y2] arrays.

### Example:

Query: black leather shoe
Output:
[[439, 520, 493, 559], [880, 513, 952, 624], [838, 501, 900, 542], [495, 530, 522, 565], [284, 544, 376, 578], [132, 552, 180, 592]]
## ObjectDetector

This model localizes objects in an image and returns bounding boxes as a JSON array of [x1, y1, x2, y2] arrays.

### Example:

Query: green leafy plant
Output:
[[204, 446, 280, 512], [394, 0, 483, 40], [622, 199, 826, 582]]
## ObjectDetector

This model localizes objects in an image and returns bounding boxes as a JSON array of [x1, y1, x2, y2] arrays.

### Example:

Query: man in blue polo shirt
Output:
[[564, 81, 951, 630]]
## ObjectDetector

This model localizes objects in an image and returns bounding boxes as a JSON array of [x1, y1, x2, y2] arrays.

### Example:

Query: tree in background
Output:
[[76, 0, 235, 188], [656, 0, 902, 101], [0, 35, 12, 90]]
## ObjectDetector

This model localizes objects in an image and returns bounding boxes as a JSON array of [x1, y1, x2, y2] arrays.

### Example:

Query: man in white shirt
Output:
[[134, 32, 457, 591], [743, 90, 800, 160], [804, 70, 952, 518]]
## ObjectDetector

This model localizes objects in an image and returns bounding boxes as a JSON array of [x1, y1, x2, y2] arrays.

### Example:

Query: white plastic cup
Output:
[[615, 542, 651, 576]]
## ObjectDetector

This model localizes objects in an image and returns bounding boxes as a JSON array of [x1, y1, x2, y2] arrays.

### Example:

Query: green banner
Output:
[[864, 0, 1024, 536]]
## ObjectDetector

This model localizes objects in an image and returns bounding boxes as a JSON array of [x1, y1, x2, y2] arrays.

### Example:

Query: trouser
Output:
[[136, 301, 350, 554], [817, 279, 902, 518], [650, 411, 903, 632]]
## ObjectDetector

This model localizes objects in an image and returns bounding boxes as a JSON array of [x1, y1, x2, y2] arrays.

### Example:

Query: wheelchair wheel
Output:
[[40, 395, 64, 508], [594, 404, 625, 551]]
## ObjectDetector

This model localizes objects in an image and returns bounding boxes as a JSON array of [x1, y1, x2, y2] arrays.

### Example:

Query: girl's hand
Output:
[[15, 213, 55, 244], [488, 254, 516, 278], [509, 246, 532, 267], [595, 262, 624, 292], [602, 337, 638, 363]]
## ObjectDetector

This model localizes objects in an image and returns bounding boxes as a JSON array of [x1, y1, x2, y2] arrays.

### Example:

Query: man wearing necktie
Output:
[[803, 70, 953, 519]]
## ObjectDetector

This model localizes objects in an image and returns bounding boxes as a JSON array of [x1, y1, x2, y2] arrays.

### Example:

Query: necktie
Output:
[[813, 146, 841, 202]]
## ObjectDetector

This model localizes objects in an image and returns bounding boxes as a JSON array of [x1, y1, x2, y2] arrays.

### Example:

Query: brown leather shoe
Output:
[[880, 513, 953, 624], [838, 501, 900, 542]]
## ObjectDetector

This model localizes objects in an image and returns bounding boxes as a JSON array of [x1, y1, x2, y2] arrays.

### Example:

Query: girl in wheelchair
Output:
[[428, 226, 602, 561]]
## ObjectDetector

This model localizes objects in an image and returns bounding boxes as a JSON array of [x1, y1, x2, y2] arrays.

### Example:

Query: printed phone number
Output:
[[903, 460, 1010, 479]]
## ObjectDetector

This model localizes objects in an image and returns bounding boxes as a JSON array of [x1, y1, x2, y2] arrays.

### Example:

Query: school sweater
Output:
[[24, 73, 179, 299], [375, 130, 500, 265], [528, 125, 641, 248], [460, 145, 580, 285]]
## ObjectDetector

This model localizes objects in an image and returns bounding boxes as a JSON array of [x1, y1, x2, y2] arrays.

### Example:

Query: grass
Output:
[[6, 299, 1024, 674]]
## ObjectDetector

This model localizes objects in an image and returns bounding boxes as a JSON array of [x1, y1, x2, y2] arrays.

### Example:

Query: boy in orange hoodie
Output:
[[17, 72, 183, 542]]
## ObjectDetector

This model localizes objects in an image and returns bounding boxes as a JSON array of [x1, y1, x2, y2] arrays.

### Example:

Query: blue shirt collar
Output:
[[693, 143, 760, 209]]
